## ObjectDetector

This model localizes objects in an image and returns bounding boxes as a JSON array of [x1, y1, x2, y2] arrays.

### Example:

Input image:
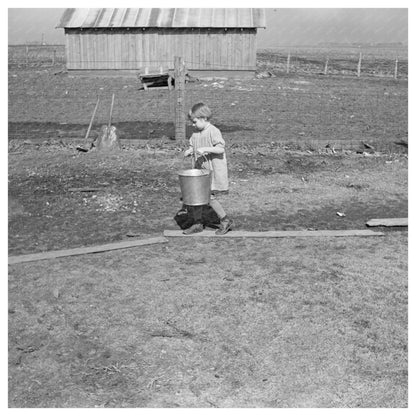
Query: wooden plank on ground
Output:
[[8, 236, 168, 265], [163, 229, 385, 238], [366, 218, 408, 227]]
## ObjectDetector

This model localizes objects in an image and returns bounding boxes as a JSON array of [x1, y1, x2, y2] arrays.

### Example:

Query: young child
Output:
[[183, 102, 233, 235]]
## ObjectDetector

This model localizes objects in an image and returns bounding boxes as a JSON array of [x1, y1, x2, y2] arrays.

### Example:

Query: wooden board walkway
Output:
[[366, 218, 408, 227], [163, 229, 385, 238], [8, 236, 168, 265]]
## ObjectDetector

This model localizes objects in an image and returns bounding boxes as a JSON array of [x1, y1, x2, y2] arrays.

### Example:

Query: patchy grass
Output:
[[8, 147, 408, 255], [9, 232, 407, 407]]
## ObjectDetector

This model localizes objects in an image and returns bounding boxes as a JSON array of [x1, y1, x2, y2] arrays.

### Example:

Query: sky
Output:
[[7, 7, 408, 47]]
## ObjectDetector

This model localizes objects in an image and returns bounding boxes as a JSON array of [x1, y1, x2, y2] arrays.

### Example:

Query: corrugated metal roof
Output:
[[56, 8, 266, 29]]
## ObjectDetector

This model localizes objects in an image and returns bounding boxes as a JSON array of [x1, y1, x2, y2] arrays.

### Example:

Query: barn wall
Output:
[[64, 28, 257, 71]]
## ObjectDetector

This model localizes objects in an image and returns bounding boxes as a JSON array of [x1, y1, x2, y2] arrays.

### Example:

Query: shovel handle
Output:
[[108, 93, 115, 130], [85, 98, 100, 140]]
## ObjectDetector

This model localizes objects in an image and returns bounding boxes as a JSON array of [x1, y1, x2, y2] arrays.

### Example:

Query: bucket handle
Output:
[[183, 152, 210, 170]]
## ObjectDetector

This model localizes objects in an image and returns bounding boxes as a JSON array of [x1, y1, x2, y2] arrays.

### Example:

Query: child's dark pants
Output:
[[190, 206, 203, 224]]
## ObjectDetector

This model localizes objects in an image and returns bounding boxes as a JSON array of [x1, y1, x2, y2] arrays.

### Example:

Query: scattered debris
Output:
[[68, 187, 105, 193], [394, 140, 408, 148], [126, 232, 141, 237], [139, 72, 173, 90], [256, 70, 273, 78], [362, 141, 375, 150], [76, 146, 88, 152]]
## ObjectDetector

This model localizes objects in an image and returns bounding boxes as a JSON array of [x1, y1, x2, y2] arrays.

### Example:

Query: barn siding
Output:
[[64, 28, 257, 71]]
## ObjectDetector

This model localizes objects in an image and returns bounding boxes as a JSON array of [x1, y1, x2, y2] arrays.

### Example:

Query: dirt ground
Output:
[[8, 57, 408, 407]]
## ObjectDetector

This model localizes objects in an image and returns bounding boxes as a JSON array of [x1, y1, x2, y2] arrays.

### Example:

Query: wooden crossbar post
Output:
[[286, 51, 291, 74], [324, 56, 329, 75], [394, 56, 399, 80], [174, 56, 186, 143]]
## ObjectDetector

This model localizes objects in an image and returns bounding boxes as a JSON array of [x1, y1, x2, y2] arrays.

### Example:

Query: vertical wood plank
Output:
[[66, 33, 72, 69], [250, 30, 256, 70], [195, 30, 199, 69], [130, 32, 136, 69], [235, 30, 242, 70], [136, 31, 143, 68], [91, 31, 97, 70], [174, 56, 186, 143], [75, 33, 81, 70], [84, 32, 90, 69], [144, 30, 149, 70], [103, 32, 108, 70], [240, 30, 244, 70], [99, 31, 106, 70], [114, 32, 120, 69], [199, 30, 206, 70]]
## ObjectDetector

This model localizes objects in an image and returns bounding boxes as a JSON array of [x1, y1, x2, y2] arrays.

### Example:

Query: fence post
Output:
[[357, 52, 362, 78], [25, 44, 29, 66], [324, 56, 329, 75], [286, 51, 291, 74], [174, 56, 186, 143], [394, 56, 398, 80], [52, 49, 56, 66]]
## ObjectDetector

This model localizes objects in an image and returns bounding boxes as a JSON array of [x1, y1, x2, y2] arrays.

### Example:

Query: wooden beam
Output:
[[366, 218, 408, 227], [174, 56, 186, 143], [9, 236, 168, 265], [163, 229, 385, 238]]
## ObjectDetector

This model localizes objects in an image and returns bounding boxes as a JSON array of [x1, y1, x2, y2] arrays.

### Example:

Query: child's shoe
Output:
[[183, 223, 204, 235], [215, 217, 234, 235]]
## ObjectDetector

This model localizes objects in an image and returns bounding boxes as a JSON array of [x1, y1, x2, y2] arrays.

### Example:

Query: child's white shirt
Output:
[[189, 124, 228, 191]]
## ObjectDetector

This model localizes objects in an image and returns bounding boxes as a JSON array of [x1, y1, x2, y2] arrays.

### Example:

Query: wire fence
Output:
[[257, 46, 408, 79], [8, 44, 408, 152], [8, 44, 408, 80]]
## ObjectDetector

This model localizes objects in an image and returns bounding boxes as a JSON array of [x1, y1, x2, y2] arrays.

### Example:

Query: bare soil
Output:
[[8, 54, 408, 407]]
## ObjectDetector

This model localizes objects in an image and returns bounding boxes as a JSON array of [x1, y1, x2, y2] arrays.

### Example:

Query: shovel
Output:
[[76, 97, 100, 152]]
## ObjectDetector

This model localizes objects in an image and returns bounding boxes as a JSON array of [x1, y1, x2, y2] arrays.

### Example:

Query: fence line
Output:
[[8, 45, 408, 80]]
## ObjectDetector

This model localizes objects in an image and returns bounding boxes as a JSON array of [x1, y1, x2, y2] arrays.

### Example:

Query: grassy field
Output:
[[8, 231, 407, 407], [8, 47, 408, 407]]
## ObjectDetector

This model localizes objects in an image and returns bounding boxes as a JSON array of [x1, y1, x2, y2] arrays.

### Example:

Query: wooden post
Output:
[[25, 44, 29, 66], [108, 93, 115, 133], [357, 52, 362, 78], [174, 56, 186, 143], [286, 51, 291, 74], [394, 56, 398, 80], [324, 56, 329, 75]]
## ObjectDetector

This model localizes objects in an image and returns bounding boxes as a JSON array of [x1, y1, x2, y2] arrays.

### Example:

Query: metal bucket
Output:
[[178, 169, 211, 206]]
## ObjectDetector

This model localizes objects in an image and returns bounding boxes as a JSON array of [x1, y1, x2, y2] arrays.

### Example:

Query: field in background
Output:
[[8, 44, 408, 79], [258, 45, 407, 79]]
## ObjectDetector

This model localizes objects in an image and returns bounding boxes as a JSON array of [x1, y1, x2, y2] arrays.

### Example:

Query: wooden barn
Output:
[[56, 8, 266, 76]]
